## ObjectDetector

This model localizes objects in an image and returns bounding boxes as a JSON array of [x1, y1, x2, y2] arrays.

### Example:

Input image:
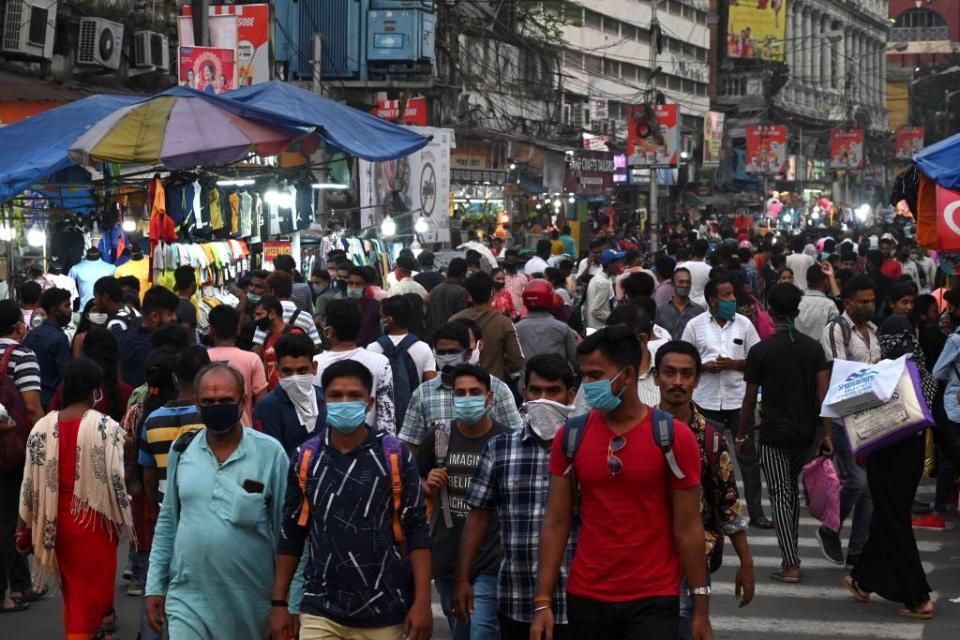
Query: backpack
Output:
[[0, 344, 33, 474], [295, 431, 407, 553], [826, 315, 853, 359], [376, 334, 421, 426]]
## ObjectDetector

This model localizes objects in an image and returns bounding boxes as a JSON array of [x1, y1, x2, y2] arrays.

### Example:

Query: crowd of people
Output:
[[0, 221, 958, 640]]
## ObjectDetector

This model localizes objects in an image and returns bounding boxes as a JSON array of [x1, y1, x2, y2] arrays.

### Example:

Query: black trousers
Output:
[[498, 613, 570, 640], [699, 407, 766, 521], [0, 471, 30, 594], [567, 594, 679, 640]]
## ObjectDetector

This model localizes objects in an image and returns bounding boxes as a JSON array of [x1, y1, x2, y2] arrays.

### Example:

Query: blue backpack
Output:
[[376, 334, 421, 428]]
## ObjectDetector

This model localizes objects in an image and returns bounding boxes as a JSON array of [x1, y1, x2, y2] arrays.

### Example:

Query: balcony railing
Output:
[[892, 26, 950, 42]]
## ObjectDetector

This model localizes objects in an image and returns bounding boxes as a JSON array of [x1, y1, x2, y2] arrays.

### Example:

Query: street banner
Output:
[[727, 0, 787, 62], [627, 103, 679, 168], [895, 127, 924, 160], [830, 129, 864, 169], [936, 184, 960, 252], [178, 14, 238, 87], [703, 111, 724, 166], [360, 126, 452, 243], [178, 47, 236, 95], [371, 96, 429, 126], [745, 124, 787, 175], [181, 3, 271, 86]]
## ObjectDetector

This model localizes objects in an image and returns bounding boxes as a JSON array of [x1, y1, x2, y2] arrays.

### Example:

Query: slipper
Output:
[[11, 586, 49, 602], [0, 599, 30, 614], [842, 576, 870, 603], [769, 570, 800, 584], [898, 606, 933, 620]]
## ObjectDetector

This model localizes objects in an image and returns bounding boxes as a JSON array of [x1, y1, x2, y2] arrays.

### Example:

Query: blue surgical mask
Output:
[[326, 401, 368, 434], [454, 396, 489, 424], [347, 286, 364, 300], [582, 370, 625, 412], [246, 293, 262, 304], [717, 299, 737, 321]]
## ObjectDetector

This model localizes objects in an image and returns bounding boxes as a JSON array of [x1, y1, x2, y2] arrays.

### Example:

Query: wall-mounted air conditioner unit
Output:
[[133, 30, 169, 71], [77, 17, 123, 70], [1, 0, 58, 60]]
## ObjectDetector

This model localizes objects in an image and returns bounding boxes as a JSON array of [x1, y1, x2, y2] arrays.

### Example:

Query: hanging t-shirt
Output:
[[69, 259, 117, 308], [228, 192, 240, 235], [209, 188, 224, 231], [192, 181, 204, 230], [114, 257, 150, 302], [249, 194, 263, 244]]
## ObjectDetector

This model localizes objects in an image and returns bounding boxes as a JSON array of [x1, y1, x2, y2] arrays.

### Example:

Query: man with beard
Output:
[[119, 287, 180, 388], [23, 287, 72, 407]]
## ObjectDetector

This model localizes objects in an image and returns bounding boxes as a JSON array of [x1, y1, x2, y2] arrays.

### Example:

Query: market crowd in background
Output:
[[1, 211, 960, 640]]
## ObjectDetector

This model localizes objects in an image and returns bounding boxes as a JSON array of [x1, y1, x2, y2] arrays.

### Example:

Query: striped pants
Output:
[[759, 443, 808, 568]]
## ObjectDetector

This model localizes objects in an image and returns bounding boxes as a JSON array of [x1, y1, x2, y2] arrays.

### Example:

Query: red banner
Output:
[[263, 240, 292, 264], [937, 184, 960, 252], [745, 125, 788, 175], [895, 127, 924, 160], [370, 96, 429, 126], [627, 103, 679, 168], [829, 129, 864, 169], [182, 4, 271, 86], [178, 47, 236, 94]]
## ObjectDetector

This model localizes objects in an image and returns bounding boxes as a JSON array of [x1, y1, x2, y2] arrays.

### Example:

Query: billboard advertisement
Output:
[[745, 124, 788, 175], [178, 47, 236, 94], [727, 0, 787, 62], [371, 96, 429, 126], [360, 127, 452, 244], [830, 129, 864, 169], [703, 111, 725, 166], [895, 126, 924, 160], [181, 3, 271, 86], [627, 103, 679, 168]]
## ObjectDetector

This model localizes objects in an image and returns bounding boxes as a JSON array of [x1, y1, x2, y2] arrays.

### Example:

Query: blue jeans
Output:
[[677, 573, 711, 640], [435, 574, 500, 640], [832, 424, 872, 556]]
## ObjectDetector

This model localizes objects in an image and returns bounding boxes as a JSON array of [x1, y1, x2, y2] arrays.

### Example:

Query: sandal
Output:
[[11, 585, 49, 602], [769, 569, 801, 584], [842, 576, 870, 603], [0, 599, 30, 614], [898, 604, 934, 620]]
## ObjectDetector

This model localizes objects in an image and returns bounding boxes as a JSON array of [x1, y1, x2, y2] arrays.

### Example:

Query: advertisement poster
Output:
[[263, 241, 292, 264], [937, 184, 960, 252], [895, 127, 924, 160], [727, 0, 787, 62], [370, 96, 429, 126], [703, 111, 725, 166], [745, 125, 788, 175], [627, 103, 679, 168], [360, 126, 452, 243], [178, 47, 236, 95], [181, 3, 270, 86], [830, 129, 864, 169]]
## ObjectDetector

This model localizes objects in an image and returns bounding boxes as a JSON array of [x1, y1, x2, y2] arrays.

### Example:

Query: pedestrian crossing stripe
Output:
[[733, 535, 942, 553], [711, 616, 924, 639], [734, 555, 935, 573], [710, 581, 939, 603]]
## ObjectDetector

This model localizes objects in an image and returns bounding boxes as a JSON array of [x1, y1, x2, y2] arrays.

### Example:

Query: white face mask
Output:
[[521, 398, 575, 441], [87, 312, 108, 326], [278, 374, 320, 432]]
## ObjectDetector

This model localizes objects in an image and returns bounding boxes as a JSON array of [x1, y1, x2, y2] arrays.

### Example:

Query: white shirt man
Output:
[[682, 309, 760, 411]]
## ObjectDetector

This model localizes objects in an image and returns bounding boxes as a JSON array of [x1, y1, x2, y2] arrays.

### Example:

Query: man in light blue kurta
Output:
[[145, 363, 289, 640]]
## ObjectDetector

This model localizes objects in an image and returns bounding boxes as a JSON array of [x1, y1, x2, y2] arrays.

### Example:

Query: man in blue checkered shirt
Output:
[[452, 354, 578, 640]]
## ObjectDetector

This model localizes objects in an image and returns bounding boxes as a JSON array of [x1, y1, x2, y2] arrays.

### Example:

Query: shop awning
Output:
[[219, 81, 429, 162], [0, 94, 140, 201], [915, 132, 960, 190]]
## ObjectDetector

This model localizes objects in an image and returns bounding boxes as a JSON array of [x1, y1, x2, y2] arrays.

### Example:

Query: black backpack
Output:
[[376, 334, 421, 429]]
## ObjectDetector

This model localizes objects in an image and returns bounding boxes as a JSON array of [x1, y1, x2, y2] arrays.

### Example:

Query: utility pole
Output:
[[649, 0, 660, 254], [191, 0, 209, 47]]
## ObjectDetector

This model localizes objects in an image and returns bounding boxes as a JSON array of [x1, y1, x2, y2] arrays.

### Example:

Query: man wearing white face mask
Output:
[[255, 333, 324, 455], [453, 354, 578, 640]]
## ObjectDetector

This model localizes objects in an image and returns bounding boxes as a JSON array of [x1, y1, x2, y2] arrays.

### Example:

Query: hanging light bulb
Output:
[[535, 203, 542, 210], [0, 222, 12, 242], [414, 216, 429, 234], [501, 213, 510, 223], [553, 199, 562, 208], [122, 218, 137, 233], [568, 195, 576, 204], [381, 215, 396, 238], [27, 224, 46, 248]]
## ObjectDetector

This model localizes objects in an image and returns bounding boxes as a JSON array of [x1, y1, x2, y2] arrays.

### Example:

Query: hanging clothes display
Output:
[[114, 252, 150, 301], [239, 192, 253, 239]]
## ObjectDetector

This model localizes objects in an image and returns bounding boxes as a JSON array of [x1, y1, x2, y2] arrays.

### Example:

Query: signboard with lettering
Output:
[[263, 240, 292, 264]]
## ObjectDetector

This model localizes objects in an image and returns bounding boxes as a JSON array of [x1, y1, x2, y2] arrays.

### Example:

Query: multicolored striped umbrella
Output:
[[69, 90, 308, 169]]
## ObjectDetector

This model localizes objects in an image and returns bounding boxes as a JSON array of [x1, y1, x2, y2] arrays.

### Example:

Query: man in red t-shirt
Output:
[[252, 296, 303, 390], [531, 326, 713, 640]]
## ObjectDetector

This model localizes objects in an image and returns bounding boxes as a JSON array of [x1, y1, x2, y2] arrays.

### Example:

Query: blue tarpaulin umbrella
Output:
[[914, 132, 960, 190]]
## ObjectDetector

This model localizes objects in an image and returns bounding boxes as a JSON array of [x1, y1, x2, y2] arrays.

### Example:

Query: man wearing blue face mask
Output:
[[682, 277, 769, 530], [271, 360, 433, 640], [417, 363, 510, 640]]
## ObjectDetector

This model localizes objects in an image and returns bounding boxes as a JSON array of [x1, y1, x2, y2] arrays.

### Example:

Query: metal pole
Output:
[[191, 0, 209, 47], [313, 33, 324, 96], [649, 0, 659, 253]]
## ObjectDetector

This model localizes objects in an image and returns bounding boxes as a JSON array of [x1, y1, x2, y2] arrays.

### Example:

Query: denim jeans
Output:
[[435, 574, 500, 640], [677, 573, 712, 640], [832, 423, 872, 555]]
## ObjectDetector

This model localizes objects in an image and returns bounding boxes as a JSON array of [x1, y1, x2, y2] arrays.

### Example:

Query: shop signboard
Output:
[[178, 47, 236, 95], [937, 184, 960, 252], [895, 127, 924, 160], [178, 14, 238, 89], [181, 3, 271, 86], [263, 240, 292, 264], [564, 152, 615, 195], [727, 0, 787, 62], [745, 124, 788, 175], [371, 96, 429, 126], [360, 126, 452, 244], [627, 103, 679, 168], [702, 111, 724, 166], [830, 129, 864, 169]]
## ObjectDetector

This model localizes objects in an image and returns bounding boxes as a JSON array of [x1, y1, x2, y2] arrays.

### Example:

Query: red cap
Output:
[[522, 279, 554, 310]]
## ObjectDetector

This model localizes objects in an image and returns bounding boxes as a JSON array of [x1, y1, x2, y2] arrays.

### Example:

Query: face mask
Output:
[[255, 316, 272, 331], [326, 401, 368, 433], [522, 399, 574, 440], [347, 286, 364, 300], [435, 351, 465, 371], [505, 264, 518, 274], [852, 303, 875, 322], [313, 284, 327, 295], [279, 374, 314, 401], [675, 286, 691, 298], [247, 293, 262, 304], [56, 312, 71, 328], [200, 403, 241, 433], [493, 281, 505, 291], [88, 312, 108, 326], [717, 299, 737, 321], [454, 396, 489, 424], [582, 370, 625, 412], [468, 346, 481, 365]]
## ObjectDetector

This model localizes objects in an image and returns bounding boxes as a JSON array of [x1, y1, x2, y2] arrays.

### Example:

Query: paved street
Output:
[[2, 479, 957, 639]]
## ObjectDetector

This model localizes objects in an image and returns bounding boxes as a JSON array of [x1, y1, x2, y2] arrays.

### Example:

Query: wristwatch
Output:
[[688, 586, 712, 597]]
